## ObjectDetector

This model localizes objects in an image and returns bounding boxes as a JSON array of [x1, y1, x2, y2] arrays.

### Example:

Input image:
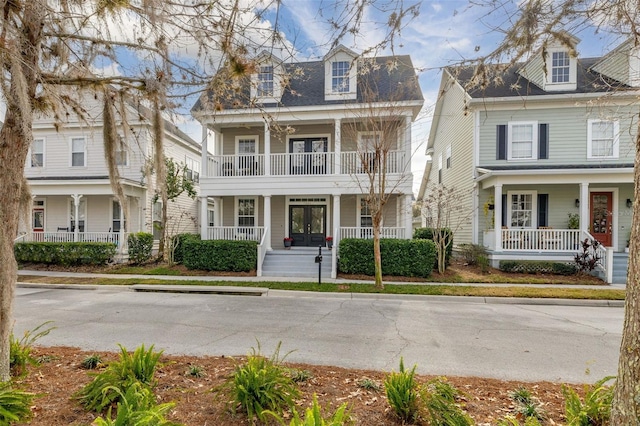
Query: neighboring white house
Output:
[[191, 46, 424, 277], [21, 92, 205, 256], [418, 35, 639, 284]]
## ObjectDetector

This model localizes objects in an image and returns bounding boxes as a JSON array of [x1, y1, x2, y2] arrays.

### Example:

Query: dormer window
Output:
[[258, 65, 274, 97], [332, 61, 350, 93], [551, 51, 570, 83]]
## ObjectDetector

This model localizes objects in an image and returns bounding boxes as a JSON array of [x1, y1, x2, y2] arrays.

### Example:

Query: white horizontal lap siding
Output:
[[427, 80, 475, 245], [592, 46, 632, 84], [478, 105, 637, 167]]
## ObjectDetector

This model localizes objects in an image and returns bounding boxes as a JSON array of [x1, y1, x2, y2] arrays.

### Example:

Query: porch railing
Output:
[[256, 227, 269, 277], [204, 150, 407, 177], [206, 226, 265, 242], [20, 232, 124, 246], [500, 229, 580, 251], [340, 227, 406, 240], [583, 230, 612, 283]]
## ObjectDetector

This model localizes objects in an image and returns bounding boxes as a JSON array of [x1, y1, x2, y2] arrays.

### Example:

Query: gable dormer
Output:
[[250, 51, 285, 104], [591, 39, 640, 87], [518, 33, 579, 92], [323, 45, 358, 101]]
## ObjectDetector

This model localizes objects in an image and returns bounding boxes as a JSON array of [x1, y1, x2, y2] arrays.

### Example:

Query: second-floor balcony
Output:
[[204, 151, 408, 178]]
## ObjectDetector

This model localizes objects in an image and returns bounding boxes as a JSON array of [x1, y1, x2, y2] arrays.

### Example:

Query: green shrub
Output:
[[14, 242, 116, 266], [265, 394, 352, 426], [421, 377, 473, 426], [186, 365, 204, 378], [384, 358, 419, 422], [128, 232, 154, 264], [562, 376, 614, 426], [91, 381, 180, 426], [500, 260, 577, 275], [227, 342, 300, 423], [182, 240, 257, 272], [0, 382, 35, 424], [10, 322, 54, 377], [81, 354, 103, 370], [170, 233, 200, 264], [458, 243, 487, 266], [338, 238, 436, 277], [77, 344, 163, 412], [508, 387, 546, 423], [414, 227, 453, 269], [357, 378, 381, 391]]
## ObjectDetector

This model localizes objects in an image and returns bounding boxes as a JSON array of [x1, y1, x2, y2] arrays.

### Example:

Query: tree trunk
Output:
[[611, 117, 640, 423], [373, 214, 383, 290], [0, 1, 43, 382]]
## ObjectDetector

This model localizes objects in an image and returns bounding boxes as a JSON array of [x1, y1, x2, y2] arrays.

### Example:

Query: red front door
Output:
[[590, 192, 613, 247]]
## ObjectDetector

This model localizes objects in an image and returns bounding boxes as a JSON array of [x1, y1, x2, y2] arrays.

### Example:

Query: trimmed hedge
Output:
[[413, 227, 453, 270], [338, 238, 436, 278], [171, 233, 201, 264], [127, 232, 153, 264], [499, 260, 578, 276], [14, 242, 116, 266], [182, 240, 257, 272]]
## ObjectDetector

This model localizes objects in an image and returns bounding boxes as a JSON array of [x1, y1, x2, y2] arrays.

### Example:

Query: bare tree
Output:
[[0, 0, 419, 381], [462, 1, 640, 421]]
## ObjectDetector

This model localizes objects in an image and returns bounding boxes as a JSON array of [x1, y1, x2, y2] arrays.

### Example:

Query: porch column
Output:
[[334, 119, 341, 175], [404, 114, 412, 167], [71, 194, 82, 242], [264, 195, 272, 251], [118, 199, 125, 256], [403, 194, 412, 239], [332, 194, 341, 279], [580, 182, 589, 235], [493, 184, 503, 251], [200, 196, 208, 239], [263, 123, 271, 176], [201, 125, 208, 178]]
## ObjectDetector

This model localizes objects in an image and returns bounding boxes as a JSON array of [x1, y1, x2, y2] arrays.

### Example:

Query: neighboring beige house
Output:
[[418, 35, 639, 284], [21, 93, 205, 256], [191, 46, 424, 277]]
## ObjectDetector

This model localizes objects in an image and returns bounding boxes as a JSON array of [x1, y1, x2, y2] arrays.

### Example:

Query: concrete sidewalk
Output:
[[17, 269, 626, 307]]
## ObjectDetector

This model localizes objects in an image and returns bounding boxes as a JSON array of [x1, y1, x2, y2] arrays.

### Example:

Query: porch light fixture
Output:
[[627, 198, 633, 209], [575, 199, 580, 208]]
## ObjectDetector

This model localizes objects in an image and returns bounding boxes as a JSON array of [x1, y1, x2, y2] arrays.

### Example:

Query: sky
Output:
[[173, 0, 626, 195]]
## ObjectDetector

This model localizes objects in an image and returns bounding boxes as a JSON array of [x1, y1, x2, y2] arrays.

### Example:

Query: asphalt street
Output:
[[13, 286, 623, 383]]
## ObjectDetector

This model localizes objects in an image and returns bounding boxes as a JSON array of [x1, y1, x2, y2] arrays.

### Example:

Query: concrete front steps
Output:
[[611, 252, 629, 284], [261, 247, 333, 278]]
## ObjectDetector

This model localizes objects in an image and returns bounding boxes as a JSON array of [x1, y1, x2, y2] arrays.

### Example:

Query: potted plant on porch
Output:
[[283, 237, 293, 249], [326, 236, 333, 250]]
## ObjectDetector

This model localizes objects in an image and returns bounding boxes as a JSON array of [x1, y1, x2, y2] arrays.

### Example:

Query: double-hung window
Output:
[[238, 198, 256, 228], [332, 61, 350, 93], [507, 122, 537, 160], [588, 119, 619, 159], [258, 65, 274, 97], [112, 200, 126, 232], [551, 51, 570, 83], [508, 192, 536, 228], [71, 137, 86, 167], [31, 138, 44, 167]]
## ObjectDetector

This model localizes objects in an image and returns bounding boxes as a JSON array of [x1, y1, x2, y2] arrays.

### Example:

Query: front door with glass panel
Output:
[[590, 192, 613, 247], [289, 138, 328, 175], [289, 205, 326, 246]]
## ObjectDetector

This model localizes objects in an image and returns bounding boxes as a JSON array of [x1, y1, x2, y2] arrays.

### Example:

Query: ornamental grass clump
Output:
[[384, 358, 419, 422], [9, 321, 54, 377], [0, 382, 35, 424], [421, 377, 473, 426], [226, 342, 300, 424], [265, 393, 353, 426], [562, 376, 614, 426]]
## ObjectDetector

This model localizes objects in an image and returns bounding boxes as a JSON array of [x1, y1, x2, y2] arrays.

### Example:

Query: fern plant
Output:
[[384, 357, 419, 422], [562, 376, 615, 426], [9, 321, 54, 377], [0, 381, 35, 424], [265, 394, 352, 426]]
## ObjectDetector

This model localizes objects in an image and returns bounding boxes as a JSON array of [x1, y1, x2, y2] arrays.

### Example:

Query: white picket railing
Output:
[[206, 154, 265, 177], [340, 150, 406, 175], [206, 226, 265, 242], [340, 227, 406, 240], [20, 232, 124, 246], [256, 227, 269, 277], [583, 230, 611, 283], [270, 152, 335, 176], [500, 229, 581, 251]]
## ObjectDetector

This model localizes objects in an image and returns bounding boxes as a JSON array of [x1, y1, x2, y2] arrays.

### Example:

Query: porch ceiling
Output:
[[477, 166, 633, 189]]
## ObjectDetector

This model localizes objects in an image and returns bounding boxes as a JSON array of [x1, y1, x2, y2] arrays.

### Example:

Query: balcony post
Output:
[[334, 119, 341, 174], [332, 194, 340, 278], [264, 122, 271, 176], [579, 182, 589, 234], [404, 114, 412, 168], [200, 125, 208, 178], [403, 194, 412, 239], [494, 184, 503, 251], [264, 195, 272, 251], [72, 194, 82, 242], [200, 196, 208, 240]]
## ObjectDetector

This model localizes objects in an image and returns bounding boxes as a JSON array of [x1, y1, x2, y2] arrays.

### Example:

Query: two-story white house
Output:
[[191, 46, 424, 278], [21, 93, 204, 256], [418, 36, 639, 283]]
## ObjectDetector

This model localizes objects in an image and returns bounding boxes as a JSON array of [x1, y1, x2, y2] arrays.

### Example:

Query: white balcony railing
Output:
[[206, 226, 265, 242], [499, 228, 581, 252], [340, 227, 406, 240], [204, 150, 407, 178]]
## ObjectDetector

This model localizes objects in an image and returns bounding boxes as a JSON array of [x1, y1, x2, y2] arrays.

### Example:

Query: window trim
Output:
[[506, 191, 537, 229], [507, 121, 538, 161], [587, 119, 619, 159], [357, 131, 381, 152], [111, 199, 126, 233], [235, 196, 258, 228], [30, 137, 45, 168], [257, 65, 274, 97], [545, 47, 577, 90], [69, 136, 87, 167], [446, 144, 452, 169], [357, 196, 374, 228], [331, 61, 350, 93], [235, 135, 259, 155], [551, 51, 570, 83]]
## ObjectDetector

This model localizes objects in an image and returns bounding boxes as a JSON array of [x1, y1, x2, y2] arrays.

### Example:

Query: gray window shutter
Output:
[[538, 194, 548, 227], [501, 194, 508, 227], [538, 124, 548, 159], [497, 125, 507, 160]]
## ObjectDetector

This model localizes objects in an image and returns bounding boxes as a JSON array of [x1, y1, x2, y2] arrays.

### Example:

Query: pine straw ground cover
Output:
[[14, 346, 582, 426]]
